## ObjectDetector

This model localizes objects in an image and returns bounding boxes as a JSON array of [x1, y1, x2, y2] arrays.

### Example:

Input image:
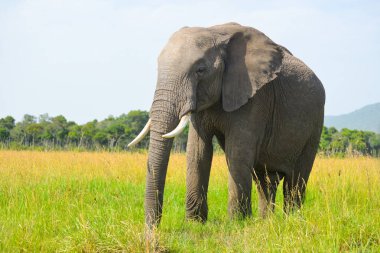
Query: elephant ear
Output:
[[221, 27, 284, 112]]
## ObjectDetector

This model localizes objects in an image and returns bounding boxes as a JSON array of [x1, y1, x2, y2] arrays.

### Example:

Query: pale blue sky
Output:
[[0, 0, 379, 123]]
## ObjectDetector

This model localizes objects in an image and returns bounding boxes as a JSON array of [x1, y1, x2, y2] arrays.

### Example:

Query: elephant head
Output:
[[128, 23, 284, 227]]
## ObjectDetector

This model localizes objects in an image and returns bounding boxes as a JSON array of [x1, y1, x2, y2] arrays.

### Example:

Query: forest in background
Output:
[[0, 111, 379, 157]]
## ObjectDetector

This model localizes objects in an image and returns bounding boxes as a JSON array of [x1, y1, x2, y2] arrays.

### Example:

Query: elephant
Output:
[[129, 22, 325, 228]]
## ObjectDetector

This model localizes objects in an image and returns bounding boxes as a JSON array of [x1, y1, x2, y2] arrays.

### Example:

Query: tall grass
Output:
[[0, 151, 379, 252]]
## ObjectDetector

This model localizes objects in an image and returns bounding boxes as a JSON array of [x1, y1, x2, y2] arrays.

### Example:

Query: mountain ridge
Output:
[[324, 103, 380, 133]]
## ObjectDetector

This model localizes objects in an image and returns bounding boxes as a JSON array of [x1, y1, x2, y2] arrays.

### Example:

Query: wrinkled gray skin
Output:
[[145, 23, 325, 228]]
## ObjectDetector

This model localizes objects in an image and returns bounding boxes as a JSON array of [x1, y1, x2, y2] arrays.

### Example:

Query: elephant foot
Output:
[[144, 225, 160, 252], [186, 207, 208, 223], [258, 202, 275, 218], [228, 201, 252, 220], [186, 199, 208, 223], [186, 213, 207, 223], [283, 196, 303, 214]]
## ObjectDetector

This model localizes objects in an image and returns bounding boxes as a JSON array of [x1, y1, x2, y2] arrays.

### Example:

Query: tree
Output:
[[39, 113, 51, 123], [50, 115, 69, 145], [122, 110, 150, 149], [12, 114, 37, 146], [107, 122, 125, 148], [0, 127, 9, 142], [26, 123, 43, 146], [22, 114, 37, 125], [0, 116, 15, 142], [68, 124, 81, 146], [346, 130, 367, 154], [319, 126, 331, 152], [80, 120, 97, 148], [0, 116, 15, 130], [93, 131, 108, 147], [330, 131, 349, 155], [369, 134, 380, 156]]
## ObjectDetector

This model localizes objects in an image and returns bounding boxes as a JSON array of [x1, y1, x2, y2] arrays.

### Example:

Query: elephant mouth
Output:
[[179, 101, 196, 119]]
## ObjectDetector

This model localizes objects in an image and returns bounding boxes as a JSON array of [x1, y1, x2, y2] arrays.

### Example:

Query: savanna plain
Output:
[[0, 151, 379, 252]]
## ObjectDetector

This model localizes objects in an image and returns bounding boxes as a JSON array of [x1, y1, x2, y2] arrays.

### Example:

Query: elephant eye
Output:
[[196, 66, 207, 76]]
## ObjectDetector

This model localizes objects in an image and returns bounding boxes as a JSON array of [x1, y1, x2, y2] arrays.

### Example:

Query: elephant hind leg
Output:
[[283, 134, 320, 213], [253, 166, 283, 218], [228, 168, 253, 219]]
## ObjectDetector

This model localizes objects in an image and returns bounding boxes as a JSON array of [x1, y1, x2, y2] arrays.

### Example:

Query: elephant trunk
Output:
[[145, 87, 179, 227], [144, 67, 196, 227]]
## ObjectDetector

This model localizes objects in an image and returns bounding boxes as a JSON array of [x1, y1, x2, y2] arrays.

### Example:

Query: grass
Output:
[[0, 151, 379, 252]]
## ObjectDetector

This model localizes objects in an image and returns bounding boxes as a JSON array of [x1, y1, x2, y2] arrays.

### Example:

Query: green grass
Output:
[[0, 151, 379, 252]]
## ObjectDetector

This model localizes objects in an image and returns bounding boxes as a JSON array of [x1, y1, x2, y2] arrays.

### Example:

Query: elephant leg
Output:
[[283, 135, 320, 213], [283, 170, 308, 214], [253, 166, 283, 218], [228, 166, 252, 218], [224, 118, 267, 219], [225, 140, 255, 219], [186, 120, 213, 222]]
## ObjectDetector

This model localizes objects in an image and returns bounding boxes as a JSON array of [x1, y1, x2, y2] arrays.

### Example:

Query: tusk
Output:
[[162, 114, 191, 139], [127, 119, 151, 147]]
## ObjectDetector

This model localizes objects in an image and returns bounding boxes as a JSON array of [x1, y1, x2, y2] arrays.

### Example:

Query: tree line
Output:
[[0, 111, 379, 156], [319, 126, 380, 157], [0, 111, 188, 152]]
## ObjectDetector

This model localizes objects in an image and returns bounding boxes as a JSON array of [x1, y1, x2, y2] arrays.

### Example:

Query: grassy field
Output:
[[0, 151, 379, 252]]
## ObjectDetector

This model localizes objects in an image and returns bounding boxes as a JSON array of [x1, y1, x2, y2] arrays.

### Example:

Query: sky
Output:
[[0, 0, 379, 123]]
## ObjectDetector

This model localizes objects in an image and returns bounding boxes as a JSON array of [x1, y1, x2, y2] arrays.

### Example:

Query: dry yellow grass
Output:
[[0, 150, 379, 251]]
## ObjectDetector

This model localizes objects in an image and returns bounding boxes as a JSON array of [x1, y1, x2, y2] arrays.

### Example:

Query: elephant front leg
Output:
[[225, 133, 259, 219], [186, 121, 213, 222]]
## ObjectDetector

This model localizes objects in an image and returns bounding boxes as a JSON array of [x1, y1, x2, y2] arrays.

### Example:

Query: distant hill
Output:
[[324, 103, 380, 133]]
